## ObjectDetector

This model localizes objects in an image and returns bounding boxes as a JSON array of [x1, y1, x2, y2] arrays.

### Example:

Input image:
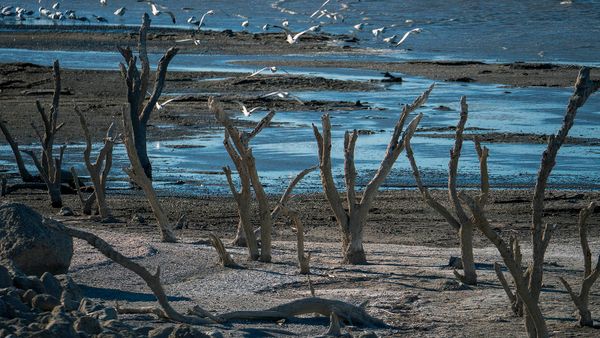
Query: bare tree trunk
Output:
[[70, 167, 96, 215], [405, 96, 479, 284], [210, 97, 274, 261], [313, 84, 433, 264], [558, 201, 600, 327], [118, 13, 178, 180], [122, 106, 176, 243], [74, 107, 115, 220], [461, 68, 599, 338], [0, 118, 35, 182], [21, 60, 67, 208], [209, 233, 241, 269]]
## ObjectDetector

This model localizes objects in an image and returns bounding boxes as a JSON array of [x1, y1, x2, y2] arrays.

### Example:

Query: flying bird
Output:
[[197, 9, 214, 29], [260, 90, 304, 104], [371, 26, 385, 37], [149, 2, 176, 23], [310, 0, 331, 18], [268, 24, 320, 44], [155, 96, 185, 110], [247, 66, 287, 78], [100, 0, 107, 6], [234, 101, 266, 117], [241, 20, 249, 28], [395, 28, 422, 47], [113, 7, 126, 16]]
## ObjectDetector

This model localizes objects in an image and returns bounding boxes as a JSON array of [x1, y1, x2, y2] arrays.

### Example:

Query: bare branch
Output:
[[272, 165, 318, 221], [344, 130, 358, 212]]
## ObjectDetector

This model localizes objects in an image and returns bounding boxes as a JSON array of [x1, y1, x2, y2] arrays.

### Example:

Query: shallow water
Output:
[[2, 0, 600, 64], [0, 1, 599, 194]]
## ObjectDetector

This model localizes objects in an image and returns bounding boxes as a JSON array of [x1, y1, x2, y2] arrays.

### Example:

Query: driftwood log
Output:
[[405, 96, 485, 285], [118, 13, 178, 179], [313, 84, 433, 264], [49, 223, 385, 329]]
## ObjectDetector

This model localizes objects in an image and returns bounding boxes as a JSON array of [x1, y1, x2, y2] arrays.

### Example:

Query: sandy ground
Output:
[[1, 27, 600, 336], [3, 188, 600, 337]]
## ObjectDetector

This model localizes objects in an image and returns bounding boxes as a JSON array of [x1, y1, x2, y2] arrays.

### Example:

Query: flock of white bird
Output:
[[0, 0, 426, 117]]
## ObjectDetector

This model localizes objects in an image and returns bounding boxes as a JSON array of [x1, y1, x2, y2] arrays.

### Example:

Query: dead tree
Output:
[[0, 118, 35, 182], [558, 201, 600, 327], [118, 13, 178, 179], [405, 96, 485, 285], [21, 60, 66, 208], [74, 107, 116, 220], [70, 167, 96, 215], [210, 97, 273, 262], [313, 84, 433, 264], [122, 106, 176, 243], [462, 68, 599, 338], [272, 166, 317, 274], [209, 233, 241, 269]]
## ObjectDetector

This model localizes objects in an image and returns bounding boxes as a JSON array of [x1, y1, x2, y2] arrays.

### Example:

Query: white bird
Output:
[[281, 19, 289, 27], [260, 90, 304, 104], [395, 28, 422, 47], [371, 26, 385, 37], [149, 3, 176, 23], [247, 66, 286, 78], [114, 7, 126, 16], [100, 0, 107, 6], [175, 38, 201, 45], [234, 101, 266, 117], [52, 2, 60, 10], [383, 35, 397, 44], [353, 22, 366, 31], [241, 20, 249, 28], [197, 10, 214, 29], [269, 25, 319, 44], [39, 7, 51, 17], [310, 0, 330, 18], [155, 96, 184, 110]]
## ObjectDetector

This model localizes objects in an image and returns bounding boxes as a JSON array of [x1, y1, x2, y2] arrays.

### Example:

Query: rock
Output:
[[2, 292, 30, 314], [0, 203, 73, 276], [78, 298, 104, 314], [101, 319, 132, 333], [169, 324, 209, 338], [90, 307, 117, 322], [437, 279, 472, 291], [148, 326, 175, 338], [44, 319, 78, 338], [13, 276, 45, 294], [40, 273, 62, 299], [58, 207, 74, 216], [130, 213, 146, 225], [58, 276, 82, 310], [359, 332, 378, 338], [60, 289, 79, 312], [22, 289, 37, 305], [0, 266, 12, 288], [96, 330, 124, 338], [73, 316, 102, 335], [0, 298, 7, 317], [205, 330, 224, 338], [447, 256, 463, 269], [133, 326, 154, 336], [31, 294, 61, 312]]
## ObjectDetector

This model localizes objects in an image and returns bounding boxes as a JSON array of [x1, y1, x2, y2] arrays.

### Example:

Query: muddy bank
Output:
[[0, 62, 373, 144], [417, 129, 600, 146], [234, 59, 597, 88], [0, 25, 354, 55]]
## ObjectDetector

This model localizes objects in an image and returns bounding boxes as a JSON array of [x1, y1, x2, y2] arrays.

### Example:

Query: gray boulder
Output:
[[0, 266, 11, 288], [0, 203, 73, 276], [40, 273, 62, 299]]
